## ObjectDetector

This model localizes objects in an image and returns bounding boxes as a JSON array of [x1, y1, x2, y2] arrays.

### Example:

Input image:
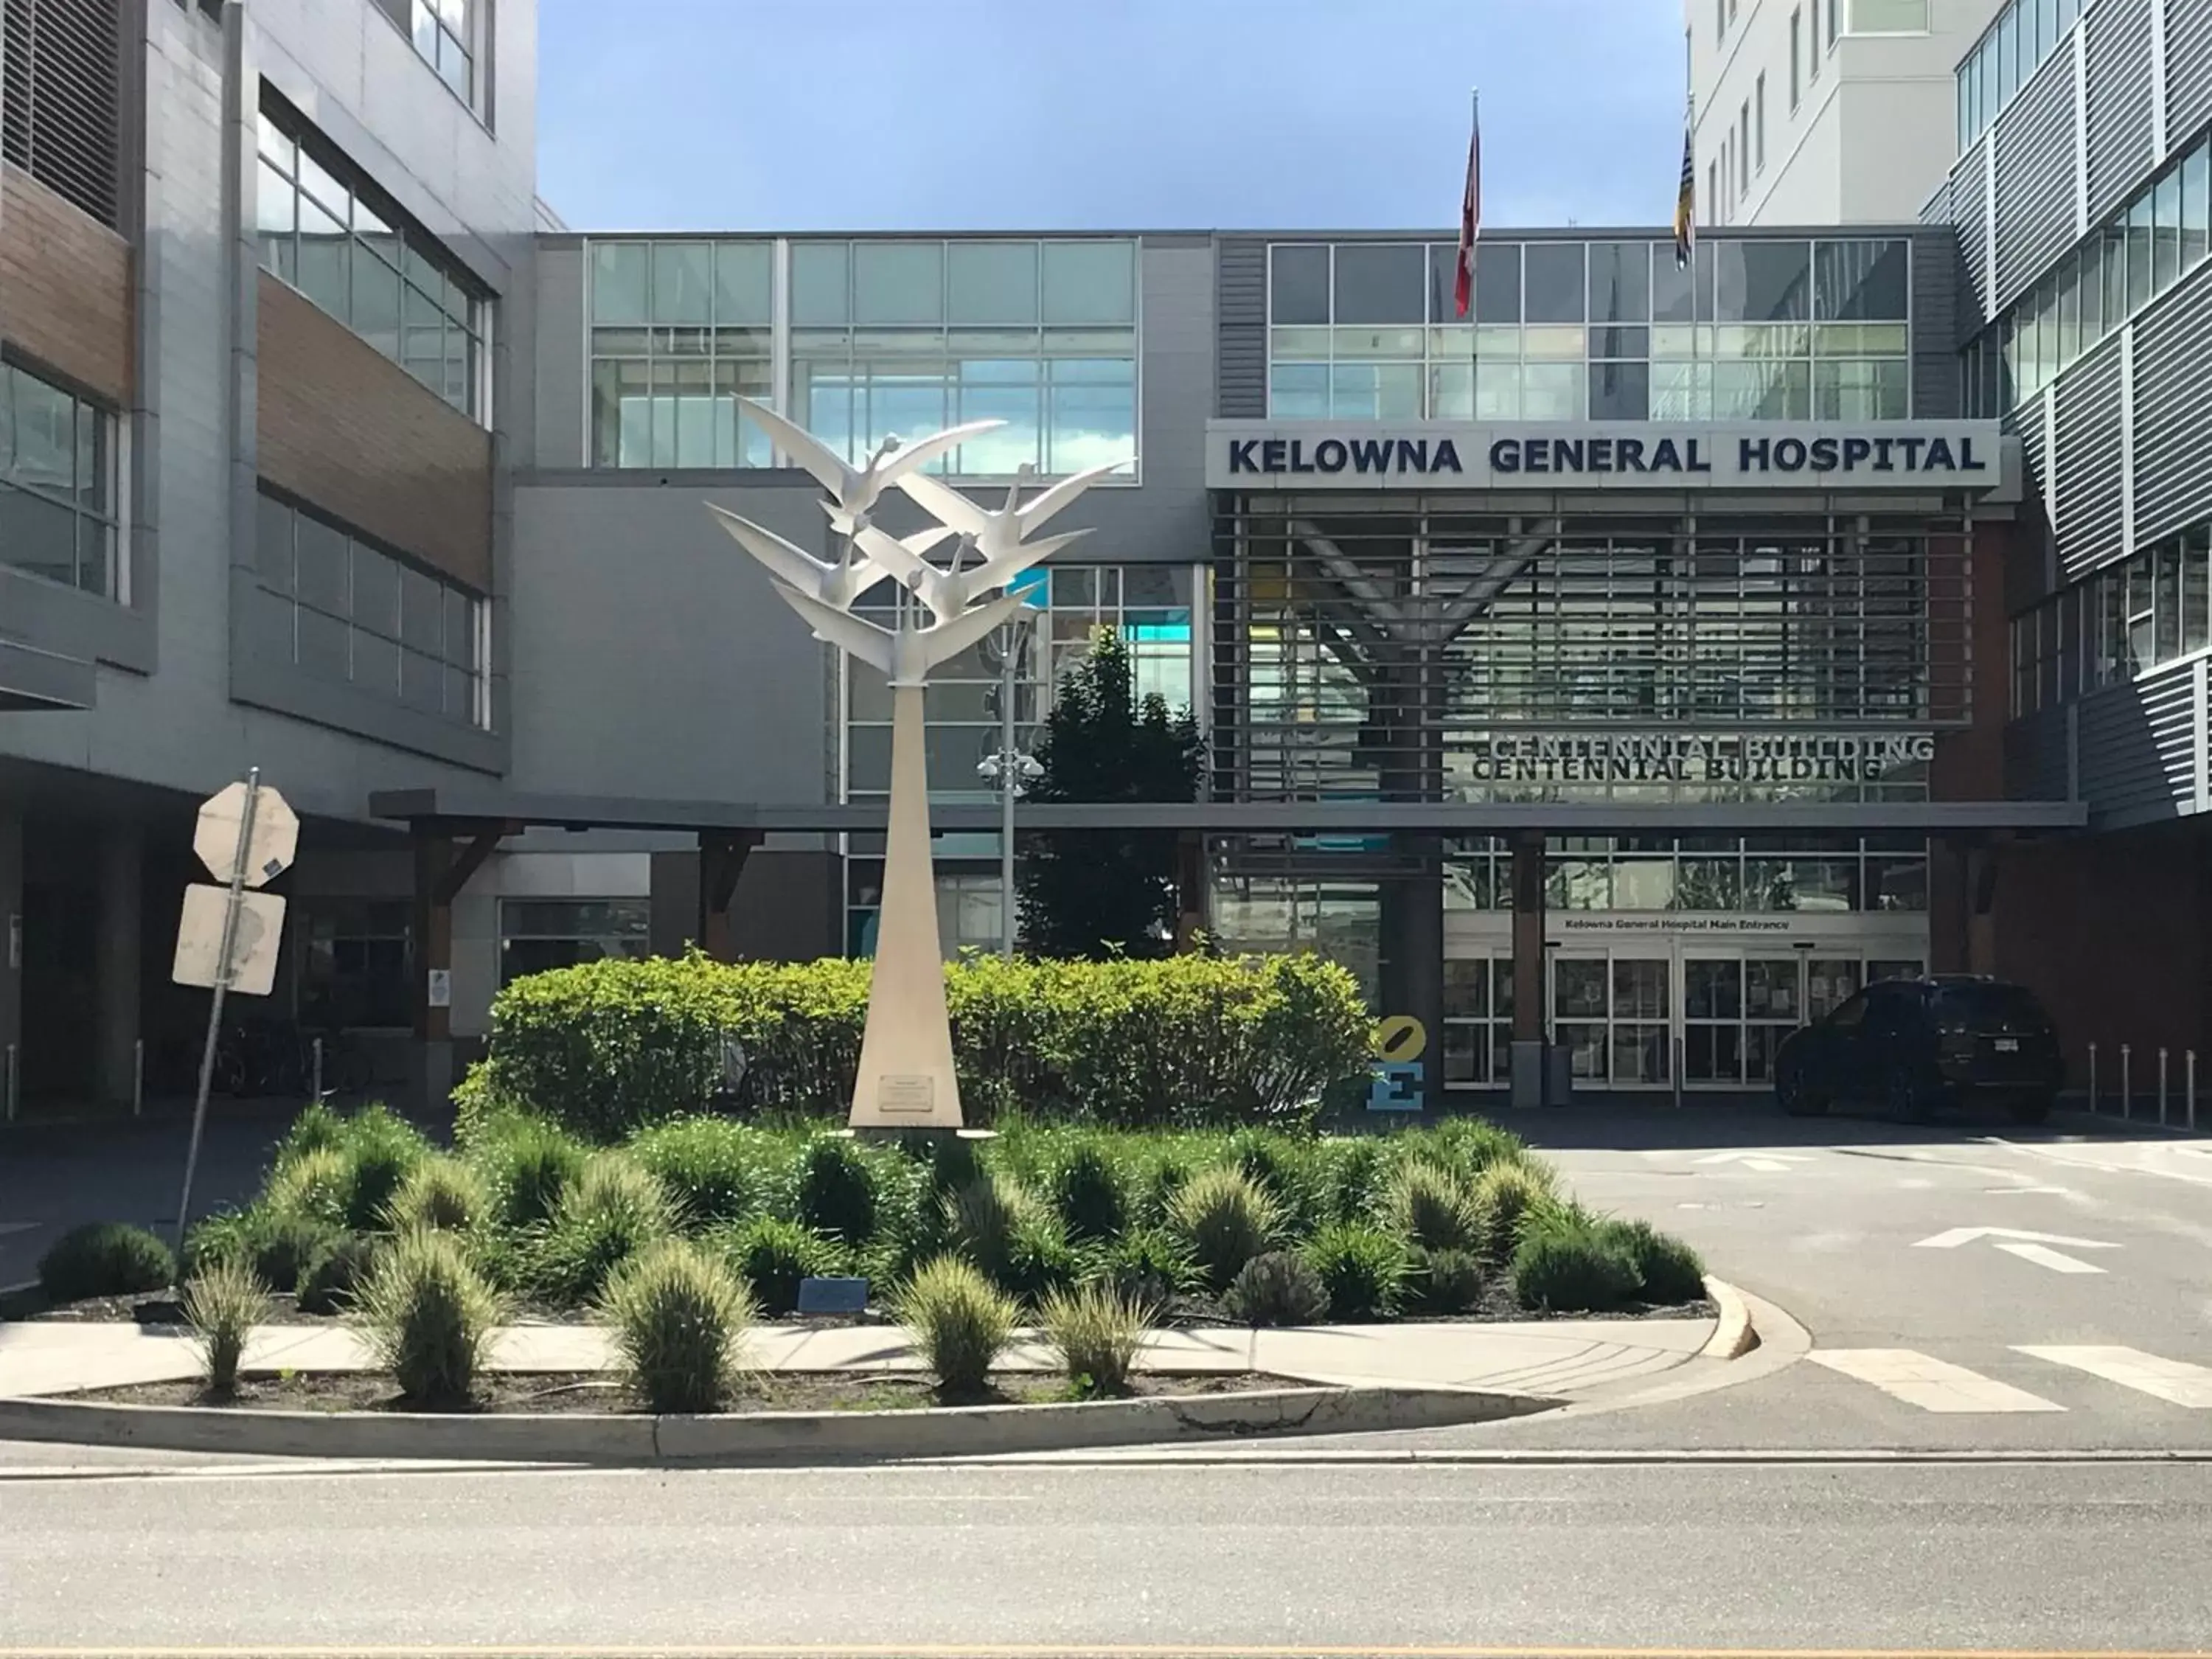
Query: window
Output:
[[1791, 8, 1804, 108], [257, 95, 485, 417], [782, 237, 1138, 479], [297, 901, 411, 1029], [1755, 73, 1767, 172], [588, 240, 772, 468], [2017, 524, 2212, 714], [1, 0, 121, 226], [1958, 0, 2085, 151], [254, 490, 488, 728], [1848, 0, 1927, 29], [1739, 103, 1750, 195], [1824, 0, 1837, 46], [408, 0, 473, 102], [1810, 0, 1822, 74], [1707, 161, 1718, 227], [1716, 0, 1726, 41], [498, 901, 650, 987], [0, 361, 119, 597]]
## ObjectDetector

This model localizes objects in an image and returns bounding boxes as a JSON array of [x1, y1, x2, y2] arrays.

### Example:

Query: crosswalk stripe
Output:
[[1809, 1348, 2066, 1413], [2014, 1344, 2212, 1407]]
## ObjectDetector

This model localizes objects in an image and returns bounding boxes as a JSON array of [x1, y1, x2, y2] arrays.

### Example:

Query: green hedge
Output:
[[456, 950, 1373, 1141]]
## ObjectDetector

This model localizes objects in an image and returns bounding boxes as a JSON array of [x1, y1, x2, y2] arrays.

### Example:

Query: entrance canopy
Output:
[[368, 788, 2084, 836]]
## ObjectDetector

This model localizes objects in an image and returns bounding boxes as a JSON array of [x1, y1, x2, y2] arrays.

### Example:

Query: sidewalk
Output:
[[0, 1313, 1716, 1402]]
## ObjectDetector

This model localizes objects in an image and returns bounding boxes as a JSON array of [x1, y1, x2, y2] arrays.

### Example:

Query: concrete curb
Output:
[[0, 1382, 1561, 1466], [1697, 1276, 1759, 1360]]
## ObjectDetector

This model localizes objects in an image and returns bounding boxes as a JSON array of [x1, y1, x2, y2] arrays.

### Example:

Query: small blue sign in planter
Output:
[[796, 1276, 869, 1316]]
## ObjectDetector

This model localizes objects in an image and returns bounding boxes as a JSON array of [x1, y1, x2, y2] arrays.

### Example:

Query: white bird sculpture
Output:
[[893, 458, 1125, 597], [770, 576, 1033, 688], [734, 397, 997, 535], [706, 504, 950, 612]]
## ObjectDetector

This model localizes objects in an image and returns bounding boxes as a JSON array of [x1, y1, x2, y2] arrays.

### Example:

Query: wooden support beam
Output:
[[698, 830, 762, 962]]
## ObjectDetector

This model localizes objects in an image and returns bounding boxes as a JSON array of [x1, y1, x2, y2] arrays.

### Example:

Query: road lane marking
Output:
[[2016, 1345, 2212, 1408], [1992, 1241, 2107, 1273], [1809, 1349, 2066, 1413], [1694, 1151, 1813, 1172]]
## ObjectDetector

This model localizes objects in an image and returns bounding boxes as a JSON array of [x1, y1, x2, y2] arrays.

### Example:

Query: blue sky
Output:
[[537, 0, 1687, 233]]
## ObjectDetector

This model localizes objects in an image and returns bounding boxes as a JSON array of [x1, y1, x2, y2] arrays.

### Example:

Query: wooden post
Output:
[[698, 830, 761, 962]]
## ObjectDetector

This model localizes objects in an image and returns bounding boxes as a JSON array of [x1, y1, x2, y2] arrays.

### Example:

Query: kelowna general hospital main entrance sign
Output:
[[1204, 420, 2008, 491]]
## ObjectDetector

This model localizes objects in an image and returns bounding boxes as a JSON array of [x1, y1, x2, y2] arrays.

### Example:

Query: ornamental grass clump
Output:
[[893, 1256, 1020, 1400], [1166, 1165, 1281, 1292], [1302, 1222, 1411, 1321], [1038, 1281, 1152, 1397], [296, 1232, 380, 1315], [1222, 1250, 1328, 1327], [793, 1133, 880, 1245], [354, 1226, 504, 1405], [184, 1256, 268, 1397], [524, 1152, 678, 1307], [475, 1115, 591, 1228], [599, 1238, 757, 1414], [36, 1222, 174, 1304], [713, 1215, 841, 1315], [382, 1155, 489, 1234], [1051, 1140, 1129, 1243], [1471, 1159, 1559, 1265], [1510, 1213, 1642, 1314], [627, 1117, 761, 1227], [1382, 1158, 1484, 1254], [1606, 1216, 1708, 1306]]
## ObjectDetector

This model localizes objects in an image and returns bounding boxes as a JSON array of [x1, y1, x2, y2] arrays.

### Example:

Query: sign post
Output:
[[171, 770, 298, 1256]]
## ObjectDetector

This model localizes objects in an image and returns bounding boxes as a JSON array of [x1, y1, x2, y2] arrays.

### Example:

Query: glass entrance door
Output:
[[1683, 951, 1806, 1088], [1548, 950, 1672, 1089]]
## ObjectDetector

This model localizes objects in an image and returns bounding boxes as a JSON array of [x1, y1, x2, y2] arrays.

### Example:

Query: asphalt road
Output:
[[1480, 1104, 2212, 1453], [1, 1458, 2209, 1652]]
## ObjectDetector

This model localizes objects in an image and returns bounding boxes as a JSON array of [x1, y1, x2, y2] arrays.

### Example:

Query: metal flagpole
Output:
[[1467, 87, 1481, 416]]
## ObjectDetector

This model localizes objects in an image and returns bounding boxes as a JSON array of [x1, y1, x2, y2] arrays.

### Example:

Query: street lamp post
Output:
[[976, 615, 1043, 959]]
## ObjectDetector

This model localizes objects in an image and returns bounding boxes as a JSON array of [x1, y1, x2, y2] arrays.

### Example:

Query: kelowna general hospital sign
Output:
[[1205, 421, 2008, 491]]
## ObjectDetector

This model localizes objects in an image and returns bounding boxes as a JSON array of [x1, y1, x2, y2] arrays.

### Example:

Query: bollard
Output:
[[312, 1036, 324, 1103], [2121, 1043, 2133, 1120], [2160, 1047, 2171, 1128], [2088, 1043, 2099, 1114], [133, 1038, 144, 1119]]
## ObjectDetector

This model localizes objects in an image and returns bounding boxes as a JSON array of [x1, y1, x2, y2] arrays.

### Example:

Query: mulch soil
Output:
[[67, 1368, 1292, 1416], [24, 1287, 1714, 1328]]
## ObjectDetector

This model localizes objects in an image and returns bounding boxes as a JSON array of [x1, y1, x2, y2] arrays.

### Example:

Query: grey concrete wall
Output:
[[506, 477, 836, 806], [533, 240, 585, 469]]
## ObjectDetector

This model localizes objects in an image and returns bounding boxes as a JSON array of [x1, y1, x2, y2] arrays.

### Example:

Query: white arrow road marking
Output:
[[1992, 1241, 2107, 1273], [2016, 1345, 2212, 1407], [1693, 1151, 1814, 1173], [1983, 1185, 2072, 1195], [1913, 1225, 2119, 1250], [1811, 1349, 2066, 1413]]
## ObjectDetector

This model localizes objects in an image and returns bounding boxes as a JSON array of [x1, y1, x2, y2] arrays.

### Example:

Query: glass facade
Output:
[[254, 491, 489, 730], [1214, 502, 1965, 807], [585, 237, 1141, 479], [841, 562, 1197, 956], [1446, 835, 1930, 914], [408, 0, 473, 103], [0, 361, 117, 599], [2011, 523, 2212, 715], [498, 900, 650, 986], [256, 97, 486, 417], [1957, 0, 2089, 155], [1265, 238, 1910, 422], [1964, 128, 2211, 416]]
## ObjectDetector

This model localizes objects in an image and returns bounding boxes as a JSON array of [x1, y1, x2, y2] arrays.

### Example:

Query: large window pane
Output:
[[853, 241, 945, 325], [1046, 358, 1135, 473], [952, 357, 1042, 473], [1270, 244, 1330, 324], [255, 493, 295, 593], [1041, 240, 1135, 325], [652, 243, 714, 325], [2183, 142, 2210, 272], [0, 484, 76, 585], [351, 243, 401, 358], [947, 241, 1040, 325], [1587, 242, 1652, 323], [2127, 195, 2154, 313], [257, 161, 296, 280], [1716, 240, 1811, 321], [1474, 243, 1522, 324], [712, 241, 772, 325], [1522, 243, 1586, 323], [1588, 360, 1650, 420], [352, 545, 401, 639], [1332, 243, 1426, 324], [296, 513, 349, 613], [2154, 167, 2184, 292], [1521, 362, 1582, 418], [296, 196, 349, 317], [790, 241, 849, 325], [1815, 238, 1908, 319], [1270, 362, 1329, 418]]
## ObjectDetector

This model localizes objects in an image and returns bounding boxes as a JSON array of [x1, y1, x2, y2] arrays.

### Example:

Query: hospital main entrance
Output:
[[1442, 918, 1929, 1093]]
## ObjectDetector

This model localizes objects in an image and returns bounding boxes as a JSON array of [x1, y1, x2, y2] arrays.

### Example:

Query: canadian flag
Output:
[[1454, 100, 1481, 318]]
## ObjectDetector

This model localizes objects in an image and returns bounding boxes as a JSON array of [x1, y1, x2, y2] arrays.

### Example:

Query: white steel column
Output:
[[2121, 324, 2138, 552], [2073, 23, 2090, 237]]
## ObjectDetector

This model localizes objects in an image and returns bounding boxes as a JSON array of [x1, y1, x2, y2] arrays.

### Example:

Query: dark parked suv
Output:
[[1775, 975, 2065, 1124]]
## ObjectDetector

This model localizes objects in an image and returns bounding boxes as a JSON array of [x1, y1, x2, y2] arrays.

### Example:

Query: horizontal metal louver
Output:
[[2053, 337, 2125, 576], [1956, 133, 1994, 324], [2168, 0, 2212, 158], [1993, 48, 2081, 309], [1215, 238, 1266, 419], [0, 0, 120, 228], [2076, 666, 2199, 824], [2129, 262, 2212, 545], [2084, 0, 2155, 225]]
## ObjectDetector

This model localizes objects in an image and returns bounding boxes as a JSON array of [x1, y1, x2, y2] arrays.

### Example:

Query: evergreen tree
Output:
[[1017, 627, 1205, 959]]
